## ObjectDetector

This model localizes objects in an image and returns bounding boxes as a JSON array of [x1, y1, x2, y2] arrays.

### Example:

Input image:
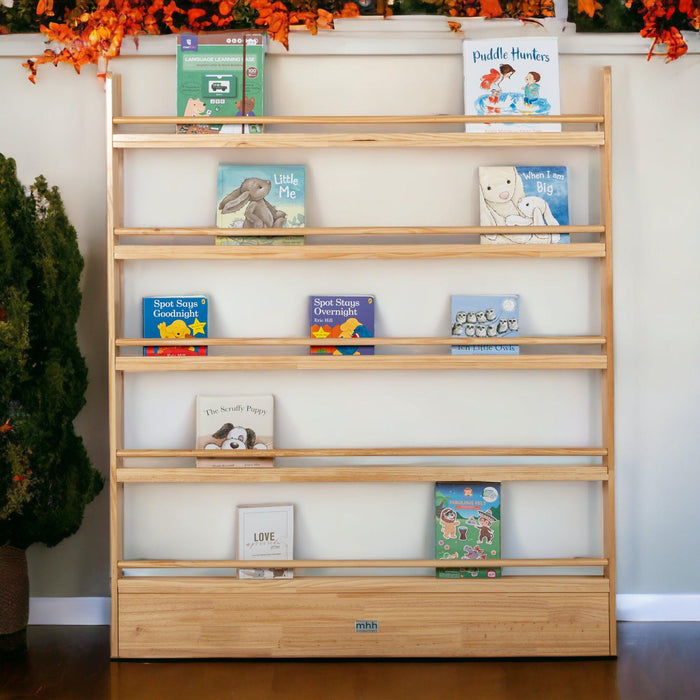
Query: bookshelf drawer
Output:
[[117, 586, 611, 658]]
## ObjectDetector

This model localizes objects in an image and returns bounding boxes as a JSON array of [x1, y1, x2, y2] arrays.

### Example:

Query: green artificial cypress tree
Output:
[[0, 153, 103, 550]]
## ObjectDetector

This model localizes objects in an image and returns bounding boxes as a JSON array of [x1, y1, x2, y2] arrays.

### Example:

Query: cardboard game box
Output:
[[176, 32, 265, 134], [435, 482, 501, 578]]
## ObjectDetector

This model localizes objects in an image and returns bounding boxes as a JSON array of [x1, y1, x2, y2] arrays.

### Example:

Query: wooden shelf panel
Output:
[[115, 354, 607, 371], [114, 243, 605, 260], [117, 336, 606, 348], [113, 131, 605, 150], [118, 558, 608, 570], [116, 584, 611, 658], [114, 225, 605, 238], [118, 447, 608, 458], [114, 114, 605, 126], [118, 575, 609, 594], [116, 465, 608, 483]]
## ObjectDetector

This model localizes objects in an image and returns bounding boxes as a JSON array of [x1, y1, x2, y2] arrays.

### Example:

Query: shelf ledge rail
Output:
[[117, 558, 608, 569]]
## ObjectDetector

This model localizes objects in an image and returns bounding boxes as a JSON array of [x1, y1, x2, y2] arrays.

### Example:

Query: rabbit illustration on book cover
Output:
[[218, 177, 288, 228]]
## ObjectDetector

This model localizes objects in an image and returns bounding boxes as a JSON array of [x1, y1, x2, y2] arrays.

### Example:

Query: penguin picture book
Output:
[[479, 165, 569, 244], [309, 295, 375, 355], [142, 295, 208, 356], [435, 482, 501, 579]]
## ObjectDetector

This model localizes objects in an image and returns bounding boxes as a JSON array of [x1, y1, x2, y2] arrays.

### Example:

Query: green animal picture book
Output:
[[435, 482, 501, 579], [176, 32, 265, 134]]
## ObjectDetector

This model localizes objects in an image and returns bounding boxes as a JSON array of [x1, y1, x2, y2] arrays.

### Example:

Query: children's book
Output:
[[309, 295, 375, 355], [195, 395, 273, 468], [435, 482, 501, 579], [479, 166, 569, 244], [216, 165, 305, 245], [463, 37, 560, 133], [142, 296, 208, 356], [237, 503, 294, 579], [451, 295, 519, 355], [176, 32, 265, 134]]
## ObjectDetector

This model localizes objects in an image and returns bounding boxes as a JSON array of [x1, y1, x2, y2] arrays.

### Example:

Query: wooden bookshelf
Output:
[[107, 68, 616, 659]]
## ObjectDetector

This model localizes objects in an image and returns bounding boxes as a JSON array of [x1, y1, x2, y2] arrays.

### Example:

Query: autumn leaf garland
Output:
[[12, 0, 700, 81]]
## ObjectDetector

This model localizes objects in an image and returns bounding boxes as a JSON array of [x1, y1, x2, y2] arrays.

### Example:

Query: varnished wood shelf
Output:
[[115, 354, 607, 371], [112, 131, 605, 150], [116, 464, 608, 483], [118, 575, 610, 594], [118, 558, 607, 570], [114, 243, 605, 260], [117, 336, 606, 347], [117, 447, 608, 458], [114, 114, 605, 126], [114, 225, 604, 238]]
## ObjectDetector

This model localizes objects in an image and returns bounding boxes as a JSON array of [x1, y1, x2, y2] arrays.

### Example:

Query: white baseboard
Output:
[[27, 594, 700, 625], [616, 595, 700, 622], [28, 597, 110, 625]]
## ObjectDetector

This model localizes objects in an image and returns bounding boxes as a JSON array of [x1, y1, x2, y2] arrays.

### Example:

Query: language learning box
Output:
[[435, 482, 501, 578], [176, 32, 265, 134], [142, 295, 208, 356]]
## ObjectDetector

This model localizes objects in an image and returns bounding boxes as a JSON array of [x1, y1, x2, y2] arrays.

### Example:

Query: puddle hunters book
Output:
[[463, 37, 560, 133]]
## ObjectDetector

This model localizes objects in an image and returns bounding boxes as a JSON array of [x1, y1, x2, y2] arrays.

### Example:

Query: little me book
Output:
[[451, 294, 519, 355], [237, 503, 294, 579], [176, 32, 265, 134], [435, 482, 501, 579], [216, 165, 305, 245], [463, 37, 560, 133], [196, 395, 273, 468], [309, 295, 375, 355], [142, 296, 208, 356], [479, 166, 569, 244]]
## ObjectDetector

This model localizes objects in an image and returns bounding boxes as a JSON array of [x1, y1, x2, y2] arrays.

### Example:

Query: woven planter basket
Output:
[[0, 544, 29, 636]]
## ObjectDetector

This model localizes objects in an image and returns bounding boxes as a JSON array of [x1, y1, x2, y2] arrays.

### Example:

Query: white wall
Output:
[[1, 22, 699, 599]]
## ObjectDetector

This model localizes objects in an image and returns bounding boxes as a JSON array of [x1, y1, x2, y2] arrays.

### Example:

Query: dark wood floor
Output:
[[1, 623, 699, 700]]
